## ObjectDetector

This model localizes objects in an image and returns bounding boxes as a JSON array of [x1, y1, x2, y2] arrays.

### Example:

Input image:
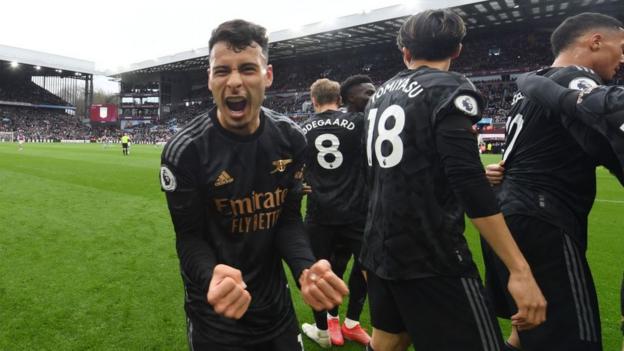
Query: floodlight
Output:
[[10, 61, 19, 68]]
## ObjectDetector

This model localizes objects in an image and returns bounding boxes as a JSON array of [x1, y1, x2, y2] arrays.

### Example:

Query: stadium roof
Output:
[[112, 0, 624, 77], [0, 44, 96, 76]]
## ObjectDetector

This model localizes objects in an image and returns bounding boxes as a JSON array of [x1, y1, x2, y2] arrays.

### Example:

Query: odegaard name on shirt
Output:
[[302, 118, 355, 135]]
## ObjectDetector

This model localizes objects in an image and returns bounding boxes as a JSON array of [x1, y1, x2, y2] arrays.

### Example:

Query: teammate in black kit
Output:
[[483, 13, 624, 351], [160, 19, 348, 351], [513, 70, 624, 184], [361, 9, 546, 351], [513, 65, 624, 351], [299, 78, 371, 348], [341, 74, 376, 114]]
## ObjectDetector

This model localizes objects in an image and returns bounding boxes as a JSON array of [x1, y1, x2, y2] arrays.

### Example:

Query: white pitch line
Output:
[[595, 199, 624, 204]]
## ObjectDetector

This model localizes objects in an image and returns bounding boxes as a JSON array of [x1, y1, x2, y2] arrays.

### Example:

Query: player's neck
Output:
[[551, 50, 592, 70], [314, 104, 339, 113], [406, 59, 451, 72]]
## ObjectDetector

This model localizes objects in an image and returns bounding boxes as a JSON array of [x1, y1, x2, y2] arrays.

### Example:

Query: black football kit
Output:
[[484, 65, 604, 351], [300, 109, 368, 328], [516, 71, 624, 184], [301, 109, 368, 226], [362, 66, 504, 351], [161, 107, 314, 350], [517, 73, 624, 343]]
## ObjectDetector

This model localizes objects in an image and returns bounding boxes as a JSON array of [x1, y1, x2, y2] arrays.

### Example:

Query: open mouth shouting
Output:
[[225, 96, 248, 118]]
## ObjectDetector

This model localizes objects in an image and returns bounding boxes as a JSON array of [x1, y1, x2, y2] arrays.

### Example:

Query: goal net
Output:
[[0, 132, 14, 142]]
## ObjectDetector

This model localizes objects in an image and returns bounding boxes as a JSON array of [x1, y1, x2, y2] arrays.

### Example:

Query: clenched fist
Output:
[[299, 259, 349, 311], [207, 264, 252, 320], [485, 160, 505, 185]]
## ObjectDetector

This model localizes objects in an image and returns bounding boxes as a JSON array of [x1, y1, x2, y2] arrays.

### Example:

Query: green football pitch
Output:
[[0, 143, 622, 350]]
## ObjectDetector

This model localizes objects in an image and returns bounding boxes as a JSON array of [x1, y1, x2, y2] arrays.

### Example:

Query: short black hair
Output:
[[340, 74, 374, 103], [397, 9, 466, 61], [209, 19, 269, 60], [551, 12, 623, 57]]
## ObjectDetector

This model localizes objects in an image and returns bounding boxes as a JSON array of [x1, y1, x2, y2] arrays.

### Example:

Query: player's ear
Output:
[[207, 67, 213, 92], [264, 64, 274, 88], [589, 33, 603, 52], [401, 47, 412, 67]]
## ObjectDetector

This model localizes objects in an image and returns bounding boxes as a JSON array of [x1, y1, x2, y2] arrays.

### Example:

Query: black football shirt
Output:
[[499, 65, 604, 250], [161, 107, 315, 345], [361, 66, 495, 280], [300, 110, 367, 225]]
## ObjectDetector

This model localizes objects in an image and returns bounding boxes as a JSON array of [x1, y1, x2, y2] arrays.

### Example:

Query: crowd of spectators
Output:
[[0, 106, 89, 141], [6, 29, 624, 143], [473, 79, 518, 124]]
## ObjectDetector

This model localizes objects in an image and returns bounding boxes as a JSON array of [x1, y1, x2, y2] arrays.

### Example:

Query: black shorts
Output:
[[482, 215, 601, 350], [367, 272, 503, 351], [304, 221, 362, 264], [122, 143, 128, 148], [187, 316, 303, 351]]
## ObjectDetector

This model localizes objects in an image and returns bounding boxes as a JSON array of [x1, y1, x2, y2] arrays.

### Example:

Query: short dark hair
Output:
[[397, 9, 466, 61], [209, 19, 269, 60], [551, 12, 623, 57], [310, 78, 341, 105], [340, 74, 374, 103]]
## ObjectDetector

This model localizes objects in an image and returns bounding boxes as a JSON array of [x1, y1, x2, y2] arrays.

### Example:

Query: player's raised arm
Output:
[[435, 112, 547, 330], [517, 74, 624, 184]]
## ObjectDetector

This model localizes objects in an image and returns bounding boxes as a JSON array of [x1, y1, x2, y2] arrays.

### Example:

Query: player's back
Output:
[[362, 67, 482, 280], [500, 66, 602, 249], [301, 110, 366, 225]]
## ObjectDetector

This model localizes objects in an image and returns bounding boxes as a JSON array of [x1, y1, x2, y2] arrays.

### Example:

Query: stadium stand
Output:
[[0, 79, 68, 106], [0, 45, 95, 141], [3, 0, 623, 144], [0, 106, 89, 141]]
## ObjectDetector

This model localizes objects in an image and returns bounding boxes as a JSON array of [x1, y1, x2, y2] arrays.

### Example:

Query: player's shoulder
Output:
[[161, 110, 212, 166], [418, 69, 482, 120], [343, 111, 365, 127], [418, 68, 477, 92], [545, 65, 602, 90], [262, 107, 305, 137], [420, 68, 481, 103]]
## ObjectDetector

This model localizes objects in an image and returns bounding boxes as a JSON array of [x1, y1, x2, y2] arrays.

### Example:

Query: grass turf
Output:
[[0, 144, 622, 350]]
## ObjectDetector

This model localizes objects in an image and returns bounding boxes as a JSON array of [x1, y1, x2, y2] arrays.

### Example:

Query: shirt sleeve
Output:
[[559, 87, 624, 185], [435, 113, 501, 218], [161, 143, 216, 293], [274, 136, 316, 282], [516, 73, 576, 115]]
